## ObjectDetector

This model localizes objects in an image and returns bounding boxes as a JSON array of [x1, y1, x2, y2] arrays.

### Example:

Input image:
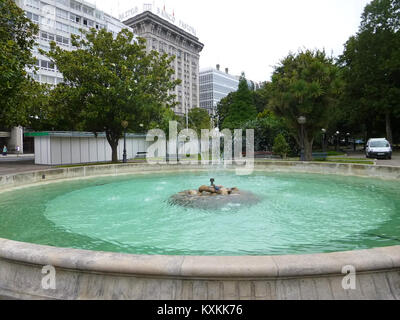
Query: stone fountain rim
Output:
[[0, 161, 399, 279]]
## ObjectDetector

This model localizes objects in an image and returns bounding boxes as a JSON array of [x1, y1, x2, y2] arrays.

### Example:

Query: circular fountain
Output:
[[0, 162, 399, 300]]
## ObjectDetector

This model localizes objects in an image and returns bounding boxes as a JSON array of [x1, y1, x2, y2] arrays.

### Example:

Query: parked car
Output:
[[366, 138, 392, 159]]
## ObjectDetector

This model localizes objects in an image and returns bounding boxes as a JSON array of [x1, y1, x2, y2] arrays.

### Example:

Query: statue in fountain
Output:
[[197, 178, 239, 196], [169, 179, 259, 209]]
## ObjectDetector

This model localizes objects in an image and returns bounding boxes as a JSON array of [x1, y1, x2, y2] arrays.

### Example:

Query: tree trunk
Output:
[[304, 139, 313, 161], [106, 132, 120, 163], [386, 112, 393, 145], [111, 144, 118, 162]]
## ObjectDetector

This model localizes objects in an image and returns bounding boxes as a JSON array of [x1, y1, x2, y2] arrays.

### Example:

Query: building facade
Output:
[[12, 0, 130, 153], [199, 66, 240, 117], [123, 8, 204, 116], [200, 65, 263, 117], [16, 0, 129, 86]]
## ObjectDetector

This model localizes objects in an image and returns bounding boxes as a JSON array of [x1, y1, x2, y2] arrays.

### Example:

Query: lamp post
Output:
[[346, 133, 351, 148], [336, 131, 340, 152], [121, 120, 128, 163], [321, 128, 327, 153], [298, 116, 307, 161]]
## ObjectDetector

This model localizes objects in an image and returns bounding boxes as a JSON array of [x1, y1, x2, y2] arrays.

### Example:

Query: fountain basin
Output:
[[0, 162, 399, 300]]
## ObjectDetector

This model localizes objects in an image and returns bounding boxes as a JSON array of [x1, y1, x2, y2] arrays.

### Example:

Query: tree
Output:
[[0, 0, 38, 129], [269, 50, 342, 161], [149, 106, 184, 136], [45, 28, 180, 162], [188, 108, 211, 135], [339, 0, 400, 144], [253, 82, 272, 113], [220, 74, 258, 130], [273, 134, 290, 159], [216, 92, 234, 129], [241, 110, 297, 154]]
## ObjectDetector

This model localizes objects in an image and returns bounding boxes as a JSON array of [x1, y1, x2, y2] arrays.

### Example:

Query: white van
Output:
[[366, 138, 392, 160]]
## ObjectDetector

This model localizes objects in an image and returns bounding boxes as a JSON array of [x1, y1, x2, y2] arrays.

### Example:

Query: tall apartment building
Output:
[[199, 66, 240, 117], [200, 65, 263, 117], [16, 0, 130, 86], [12, 0, 130, 153], [122, 6, 204, 116]]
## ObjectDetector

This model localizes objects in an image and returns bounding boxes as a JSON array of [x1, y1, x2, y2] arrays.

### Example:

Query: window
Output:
[[40, 16, 55, 28], [56, 21, 69, 33], [40, 2, 54, 15], [56, 8, 68, 20], [70, 0, 81, 11], [55, 35, 69, 46], [70, 26, 81, 35], [40, 60, 55, 71], [26, 11, 39, 23], [25, 0, 40, 10], [70, 13, 81, 23], [41, 75, 56, 85], [82, 6, 94, 16], [56, 0, 69, 6]]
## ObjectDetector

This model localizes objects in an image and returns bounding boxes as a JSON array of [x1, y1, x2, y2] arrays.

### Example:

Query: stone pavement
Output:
[[341, 151, 400, 167], [376, 152, 400, 167], [0, 159, 51, 175]]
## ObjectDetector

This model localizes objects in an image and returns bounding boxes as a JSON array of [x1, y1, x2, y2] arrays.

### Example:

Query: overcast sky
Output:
[[88, 0, 372, 82]]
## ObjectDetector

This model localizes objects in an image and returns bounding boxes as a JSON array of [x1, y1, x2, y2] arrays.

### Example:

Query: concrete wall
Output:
[[0, 162, 399, 300], [33, 135, 151, 165], [0, 238, 399, 300]]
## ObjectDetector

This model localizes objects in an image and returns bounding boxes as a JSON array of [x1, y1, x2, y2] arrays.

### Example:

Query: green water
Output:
[[0, 171, 399, 256]]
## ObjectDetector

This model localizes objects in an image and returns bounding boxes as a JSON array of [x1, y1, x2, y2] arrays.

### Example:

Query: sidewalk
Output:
[[0, 154, 34, 162], [0, 155, 51, 176], [335, 150, 400, 167]]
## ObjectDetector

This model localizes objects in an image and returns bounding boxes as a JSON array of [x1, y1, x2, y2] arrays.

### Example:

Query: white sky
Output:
[[88, 0, 372, 82]]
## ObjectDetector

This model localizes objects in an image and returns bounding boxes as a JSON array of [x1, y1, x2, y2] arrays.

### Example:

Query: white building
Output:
[[199, 66, 240, 117], [16, 0, 131, 86], [199, 65, 263, 117], [11, 0, 132, 153], [26, 131, 151, 165]]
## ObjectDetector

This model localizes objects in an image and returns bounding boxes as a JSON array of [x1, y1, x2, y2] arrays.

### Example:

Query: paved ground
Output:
[[344, 150, 400, 166], [1, 152, 399, 176], [0, 158, 51, 175]]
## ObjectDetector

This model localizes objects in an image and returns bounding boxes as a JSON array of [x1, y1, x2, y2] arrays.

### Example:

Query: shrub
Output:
[[273, 134, 290, 159]]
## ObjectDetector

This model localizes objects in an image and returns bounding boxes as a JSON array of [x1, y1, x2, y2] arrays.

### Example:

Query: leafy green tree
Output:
[[216, 92, 234, 129], [0, 0, 38, 129], [45, 28, 180, 162], [149, 106, 184, 136], [273, 134, 290, 159], [241, 110, 296, 154], [253, 82, 272, 113], [339, 0, 400, 144], [269, 50, 342, 161], [188, 108, 211, 135], [220, 74, 258, 130]]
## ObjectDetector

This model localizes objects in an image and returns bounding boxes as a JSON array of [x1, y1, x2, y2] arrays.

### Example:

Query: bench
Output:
[[134, 152, 147, 159]]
